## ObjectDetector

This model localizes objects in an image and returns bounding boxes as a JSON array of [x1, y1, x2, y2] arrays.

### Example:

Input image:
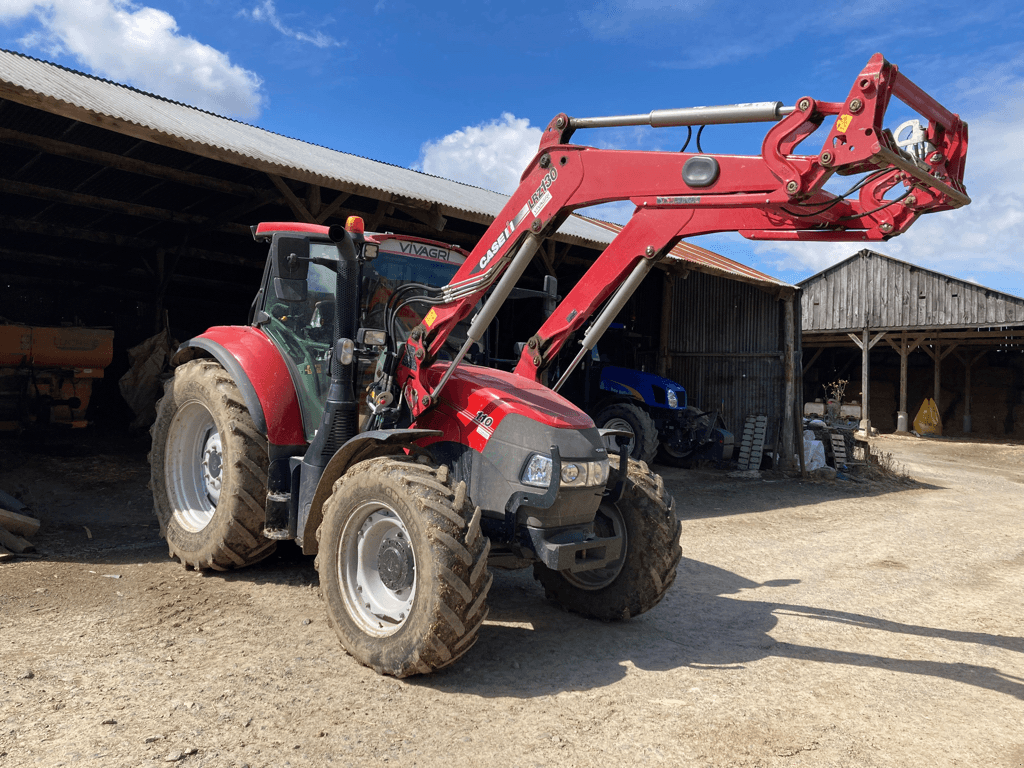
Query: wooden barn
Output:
[[800, 250, 1024, 437]]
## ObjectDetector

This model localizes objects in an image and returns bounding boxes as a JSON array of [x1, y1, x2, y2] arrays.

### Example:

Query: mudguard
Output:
[[171, 325, 306, 447], [300, 429, 442, 554]]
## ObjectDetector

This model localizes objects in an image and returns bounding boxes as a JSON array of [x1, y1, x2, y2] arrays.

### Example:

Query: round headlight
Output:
[[561, 464, 581, 484]]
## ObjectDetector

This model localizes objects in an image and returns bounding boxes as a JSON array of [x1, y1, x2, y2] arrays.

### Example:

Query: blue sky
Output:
[[2, 1, 1023, 297]]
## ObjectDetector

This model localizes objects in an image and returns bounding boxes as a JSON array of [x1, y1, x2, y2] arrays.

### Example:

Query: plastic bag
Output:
[[802, 430, 826, 471]]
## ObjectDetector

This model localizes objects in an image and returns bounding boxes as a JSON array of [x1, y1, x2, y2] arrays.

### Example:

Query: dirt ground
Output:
[[1, 431, 1022, 768]]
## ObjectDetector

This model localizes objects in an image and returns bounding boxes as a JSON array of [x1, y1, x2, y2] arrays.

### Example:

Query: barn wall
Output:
[[801, 250, 1024, 332], [663, 271, 785, 444]]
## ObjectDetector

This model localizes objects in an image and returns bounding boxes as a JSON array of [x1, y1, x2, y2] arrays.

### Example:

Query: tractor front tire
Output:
[[316, 457, 491, 678], [150, 359, 275, 570], [595, 402, 659, 464], [533, 458, 681, 620]]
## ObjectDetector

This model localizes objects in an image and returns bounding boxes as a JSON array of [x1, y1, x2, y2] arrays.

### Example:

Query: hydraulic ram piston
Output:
[[570, 102, 795, 130]]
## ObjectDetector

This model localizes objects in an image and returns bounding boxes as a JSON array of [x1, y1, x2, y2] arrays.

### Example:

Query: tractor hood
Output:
[[419, 363, 594, 453]]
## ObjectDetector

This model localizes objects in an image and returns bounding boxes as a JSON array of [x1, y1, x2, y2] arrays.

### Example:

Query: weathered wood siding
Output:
[[801, 250, 1024, 331], [664, 271, 785, 443]]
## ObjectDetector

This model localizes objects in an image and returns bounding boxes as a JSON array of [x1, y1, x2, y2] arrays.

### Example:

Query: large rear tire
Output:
[[316, 457, 491, 678], [533, 458, 681, 619], [595, 402, 659, 464], [150, 359, 276, 570]]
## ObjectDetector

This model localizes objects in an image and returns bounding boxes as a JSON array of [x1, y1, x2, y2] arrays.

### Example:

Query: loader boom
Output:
[[397, 53, 969, 418]]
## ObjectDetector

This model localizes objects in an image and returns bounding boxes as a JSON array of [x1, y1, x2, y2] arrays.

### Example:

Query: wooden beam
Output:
[[315, 192, 352, 224], [266, 174, 317, 224], [391, 200, 447, 231], [801, 346, 824, 375], [366, 199, 393, 231], [1, 178, 251, 235], [0, 214, 254, 266], [305, 184, 322, 218], [539, 240, 557, 277], [0, 126, 256, 197], [847, 330, 886, 350]]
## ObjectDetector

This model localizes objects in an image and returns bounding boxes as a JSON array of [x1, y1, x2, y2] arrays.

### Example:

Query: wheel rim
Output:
[[165, 400, 221, 532], [602, 416, 636, 456], [562, 504, 628, 590], [339, 501, 416, 636]]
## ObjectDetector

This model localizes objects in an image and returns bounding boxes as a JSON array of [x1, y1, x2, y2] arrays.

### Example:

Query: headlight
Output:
[[666, 389, 679, 409], [523, 454, 611, 488], [521, 453, 553, 487]]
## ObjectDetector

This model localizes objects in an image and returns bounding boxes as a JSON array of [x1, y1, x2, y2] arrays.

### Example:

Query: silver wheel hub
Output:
[[341, 504, 416, 636], [165, 400, 222, 533], [201, 430, 223, 504]]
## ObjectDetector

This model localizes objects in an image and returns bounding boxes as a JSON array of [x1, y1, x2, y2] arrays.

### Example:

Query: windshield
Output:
[[365, 252, 474, 360]]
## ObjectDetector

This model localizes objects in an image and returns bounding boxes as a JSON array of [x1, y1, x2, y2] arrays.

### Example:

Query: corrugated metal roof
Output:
[[799, 249, 1024, 331], [0, 48, 616, 247], [0, 48, 792, 291], [582, 218, 790, 289]]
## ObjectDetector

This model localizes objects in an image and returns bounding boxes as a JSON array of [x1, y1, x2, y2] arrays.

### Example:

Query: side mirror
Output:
[[273, 236, 309, 302]]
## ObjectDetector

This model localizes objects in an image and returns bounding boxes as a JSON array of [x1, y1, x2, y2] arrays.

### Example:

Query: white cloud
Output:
[[5, 0, 264, 119], [240, 0, 340, 49], [414, 113, 543, 194]]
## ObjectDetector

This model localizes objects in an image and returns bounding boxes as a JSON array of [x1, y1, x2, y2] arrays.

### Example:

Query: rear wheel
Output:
[[316, 457, 491, 677], [533, 458, 681, 619], [595, 402, 659, 464], [150, 359, 275, 570]]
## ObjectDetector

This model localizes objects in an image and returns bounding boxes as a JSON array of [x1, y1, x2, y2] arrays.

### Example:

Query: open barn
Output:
[[800, 249, 1024, 436], [1, 48, 801, 463]]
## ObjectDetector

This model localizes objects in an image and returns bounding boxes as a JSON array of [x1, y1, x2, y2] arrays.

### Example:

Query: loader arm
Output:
[[399, 53, 968, 416]]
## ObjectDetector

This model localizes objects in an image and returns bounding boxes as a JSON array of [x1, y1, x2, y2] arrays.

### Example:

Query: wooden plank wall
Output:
[[801, 250, 1024, 331]]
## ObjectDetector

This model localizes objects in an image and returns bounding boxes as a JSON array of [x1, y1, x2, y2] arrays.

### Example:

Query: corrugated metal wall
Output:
[[802, 250, 1024, 331], [663, 271, 785, 443]]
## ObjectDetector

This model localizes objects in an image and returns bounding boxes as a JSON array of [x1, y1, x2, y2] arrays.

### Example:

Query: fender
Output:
[[172, 325, 306, 447], [300, 428, 442, 554]]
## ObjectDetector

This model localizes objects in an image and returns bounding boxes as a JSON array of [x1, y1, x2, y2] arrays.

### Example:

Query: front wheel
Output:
[[149, 359, 276, 570], [316, 457, 492, 677], [533, 458, 681, 619]]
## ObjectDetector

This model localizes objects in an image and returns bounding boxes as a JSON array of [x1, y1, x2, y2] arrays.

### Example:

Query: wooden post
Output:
[[886, 334, 923, 432], [899, 333, 909, 431], [934, 341, 942, 413], [963, 353, 971, 433], [849, 330, 886, 434], [955, 350, 987, 434], [861, 327, 870, 432], [659, 274, 674, 377], [782, 294, 797, 470]]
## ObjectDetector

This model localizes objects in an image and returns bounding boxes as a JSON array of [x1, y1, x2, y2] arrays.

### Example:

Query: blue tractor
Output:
[[568, 346, 734, 467]]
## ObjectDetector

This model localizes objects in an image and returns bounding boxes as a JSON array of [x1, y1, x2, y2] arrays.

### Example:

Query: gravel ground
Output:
[[1, 432, 1021, 767]]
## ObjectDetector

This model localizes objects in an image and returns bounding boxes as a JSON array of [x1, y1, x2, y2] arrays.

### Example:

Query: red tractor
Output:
[[150, 54, 968, 677]]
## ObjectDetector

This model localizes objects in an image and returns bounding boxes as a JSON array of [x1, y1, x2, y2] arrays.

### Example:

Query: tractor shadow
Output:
[[420, 557, 1024, 701]]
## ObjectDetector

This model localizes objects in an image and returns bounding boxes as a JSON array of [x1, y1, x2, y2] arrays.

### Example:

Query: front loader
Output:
[[150, 53, 969, 677]]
